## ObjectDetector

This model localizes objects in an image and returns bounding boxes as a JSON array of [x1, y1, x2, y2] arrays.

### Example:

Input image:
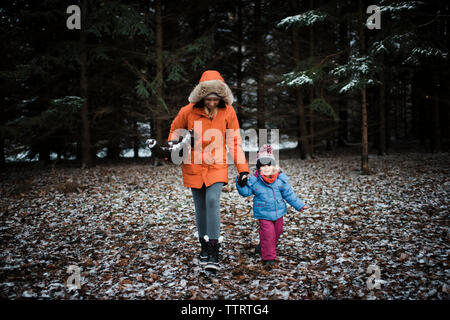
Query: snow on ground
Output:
[[0, 152, 448, 299]]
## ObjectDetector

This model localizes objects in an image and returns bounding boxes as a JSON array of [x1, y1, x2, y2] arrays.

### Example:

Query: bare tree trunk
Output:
[[236, 0, 243, 125], [403, 80, 407, 138], [107, 71, 121, 160], [133, 120, 139, 158], [338, 100, 348, 146], [378, 63, 387, 155], [292, 25, 311, 159], [360, 0, 370, 174], [80, 0, 92, 169], [0, 134, 5, 171], [385, 68, 391, 150], [337, 1, 348, 147], [255, 0, 265, 130], [411, 71, 422, 143], [431, 68, 441, 152], [309, 0, 315, 155], [309, 90, 314, 154], [361, 87, 370, 174], [155, 0, 164, 143], [0, 100, 4, 169], [394, 78, 399, 140]]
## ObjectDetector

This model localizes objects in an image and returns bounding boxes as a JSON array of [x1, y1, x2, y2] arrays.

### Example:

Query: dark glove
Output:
[[159, 138, 181, 164], [161, 129, 195, 164], [188, 128, 196, 148], [237, 171, 249, 187], [172, 129, 195, 149]]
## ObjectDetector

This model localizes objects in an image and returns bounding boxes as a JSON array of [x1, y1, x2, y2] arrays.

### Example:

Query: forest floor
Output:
[[0, 150, 449, 299]]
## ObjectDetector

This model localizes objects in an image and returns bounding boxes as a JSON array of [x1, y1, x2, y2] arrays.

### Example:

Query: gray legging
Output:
[[191, 182, 224, 239]]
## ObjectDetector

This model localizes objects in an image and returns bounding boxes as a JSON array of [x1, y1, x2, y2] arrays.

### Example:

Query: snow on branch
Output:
[[404, 47, 448, 65], [51, 96, 84, 108], [277, 10, 326, 28], [330, 56, 380, 94], [339, 79, 359, 93], [330, 56, 375, 77], [379, 0, 424, 13], [279, 71, 314, 87]]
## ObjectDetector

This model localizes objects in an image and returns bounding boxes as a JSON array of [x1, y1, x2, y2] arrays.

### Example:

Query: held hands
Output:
[[237, 172, 249, 187]]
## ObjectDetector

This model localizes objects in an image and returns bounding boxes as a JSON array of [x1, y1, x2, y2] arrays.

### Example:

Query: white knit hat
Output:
[[257, 144, 276, 162]]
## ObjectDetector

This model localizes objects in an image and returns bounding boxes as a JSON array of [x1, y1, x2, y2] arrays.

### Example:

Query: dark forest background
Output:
[[1, 0, 449, 173]]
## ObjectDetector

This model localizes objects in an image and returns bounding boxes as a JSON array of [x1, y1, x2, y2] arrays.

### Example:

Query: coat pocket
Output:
[[255, 200, 266, 207]]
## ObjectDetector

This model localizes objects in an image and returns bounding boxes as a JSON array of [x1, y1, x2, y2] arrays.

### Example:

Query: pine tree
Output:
[[277, 2, 339, 159]]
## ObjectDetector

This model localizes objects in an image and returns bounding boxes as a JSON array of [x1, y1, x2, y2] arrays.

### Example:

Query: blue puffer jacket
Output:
[[235, 170, 305, 221]]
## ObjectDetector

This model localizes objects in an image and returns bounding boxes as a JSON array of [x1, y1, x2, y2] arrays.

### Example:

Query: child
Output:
[[236, 144, 309, 265]]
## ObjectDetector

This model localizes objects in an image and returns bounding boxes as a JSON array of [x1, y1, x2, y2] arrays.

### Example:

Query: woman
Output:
[[167, 70, 249, 272]]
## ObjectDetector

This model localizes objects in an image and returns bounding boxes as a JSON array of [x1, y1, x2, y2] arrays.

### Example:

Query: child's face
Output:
[[260, 164, 276, 176]]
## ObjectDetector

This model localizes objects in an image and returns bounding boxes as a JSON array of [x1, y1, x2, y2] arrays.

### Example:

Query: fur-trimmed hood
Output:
[[188, 70, 234, 105]]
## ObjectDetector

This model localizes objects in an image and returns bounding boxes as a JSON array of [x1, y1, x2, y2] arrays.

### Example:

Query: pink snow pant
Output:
[[259, 217, 283, 261]]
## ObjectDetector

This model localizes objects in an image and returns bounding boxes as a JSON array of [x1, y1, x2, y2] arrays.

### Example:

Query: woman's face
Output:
[[204, 97, 220, 109]]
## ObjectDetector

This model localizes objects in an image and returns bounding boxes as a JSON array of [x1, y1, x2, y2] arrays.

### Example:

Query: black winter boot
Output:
[[204, 236, 222, 271], [199, 237, 208, 265]]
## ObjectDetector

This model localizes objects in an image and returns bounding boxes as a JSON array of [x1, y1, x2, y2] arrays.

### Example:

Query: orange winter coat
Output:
[[168, 102, 249, 188], [168, 70, 249, 189]]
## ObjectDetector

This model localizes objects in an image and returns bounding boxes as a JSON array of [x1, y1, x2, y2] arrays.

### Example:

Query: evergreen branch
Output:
[[122, 59, 169, 113]]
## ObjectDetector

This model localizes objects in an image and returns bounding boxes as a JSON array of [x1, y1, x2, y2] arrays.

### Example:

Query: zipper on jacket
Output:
[[271, 187, 278, 220], [257, 173, 278, 220]]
